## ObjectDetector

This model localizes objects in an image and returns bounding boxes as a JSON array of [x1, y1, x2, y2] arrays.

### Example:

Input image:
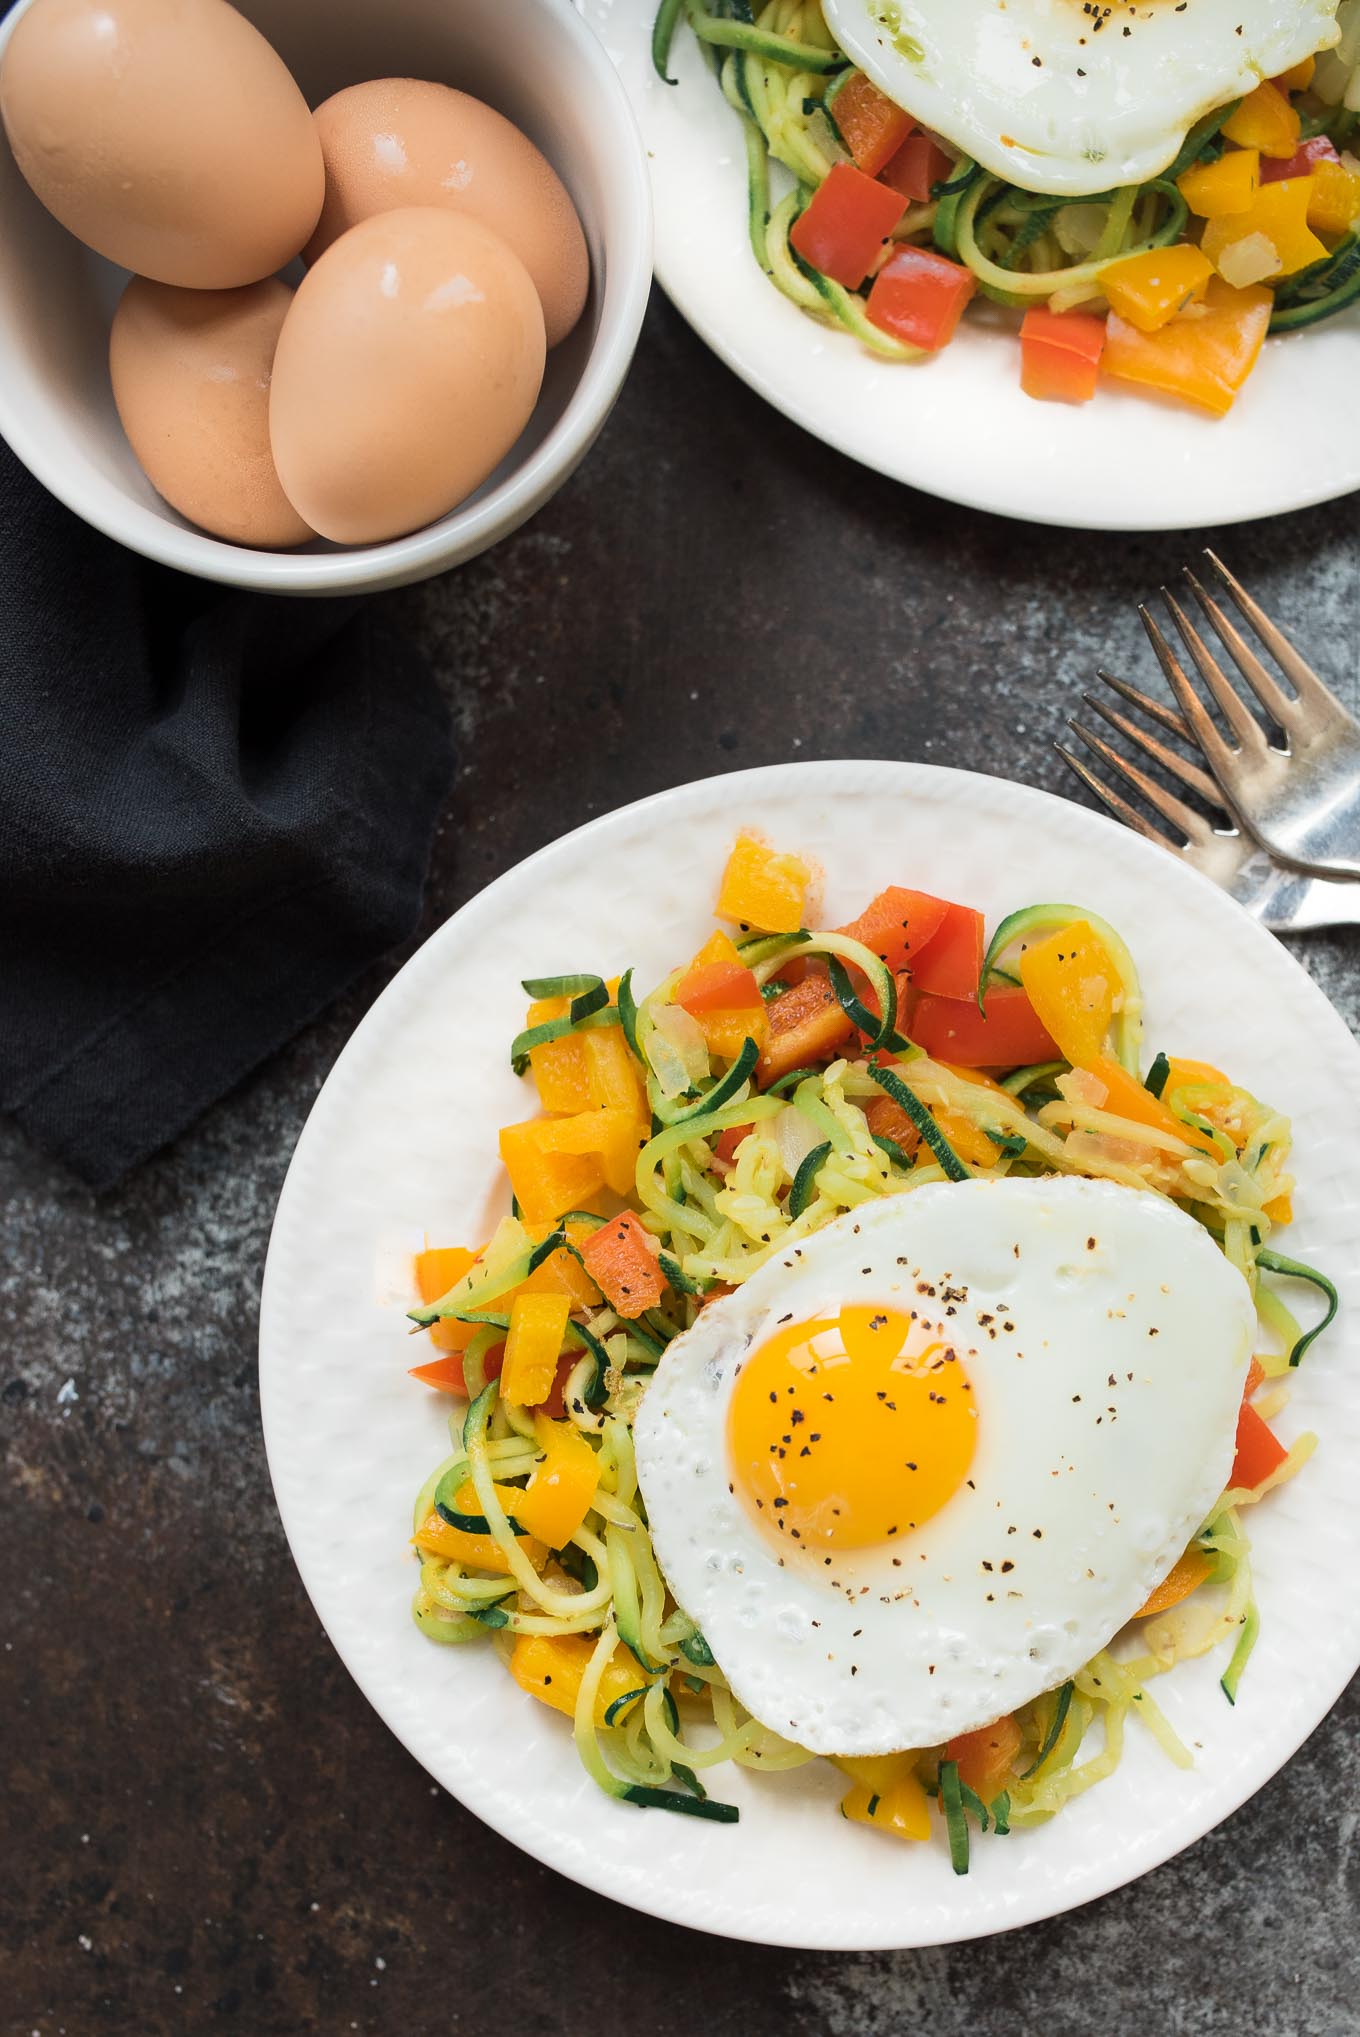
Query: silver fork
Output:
[[1136, 552, 1360, 882], [1058, 673, 1360, 933]]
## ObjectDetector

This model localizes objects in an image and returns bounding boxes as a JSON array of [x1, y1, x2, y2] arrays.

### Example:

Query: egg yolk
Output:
[[728, 1306, 977, 1552]]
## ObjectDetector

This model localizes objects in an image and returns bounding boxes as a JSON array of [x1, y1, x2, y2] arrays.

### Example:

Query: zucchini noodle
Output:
[[406, 880, 1334, 1862]]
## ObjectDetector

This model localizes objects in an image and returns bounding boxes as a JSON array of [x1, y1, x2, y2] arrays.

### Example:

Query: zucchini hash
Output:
[[404, 833, 1336, 1870]]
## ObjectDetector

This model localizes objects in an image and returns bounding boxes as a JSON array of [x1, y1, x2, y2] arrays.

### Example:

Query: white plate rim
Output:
[[259, 759, 1360, 1949]]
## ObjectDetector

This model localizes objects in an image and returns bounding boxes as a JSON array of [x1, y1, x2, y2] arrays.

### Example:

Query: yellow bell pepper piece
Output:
[[1307, 157, 1360, 235], [415, 1245, 482, 1353], [1103, 277, 1272, 415], [833, 1753, 931, 1842], [516, 1219, 601, 1310], [1263, 1190, 1294, 1225], [502, 1291, 571, 1407], [525, 994, 594, 1114], [545, 1105, 648, 1196], [515, 1412, 602, 1547], [413, 1489, 546, 1575], [510, 1631, 646, 1727], [1178, 148, 1261, 218], [1222, 80, 1301, 159], [581, 1022, 646, 1115], [1101, 244, 1213, 333], [499, 1119, 607, 1224], [716, 832, 811, 934], [1274, 54, 1315, 94], [1018, 919, 1119, 1068], [1201, 178, 1329, 283]]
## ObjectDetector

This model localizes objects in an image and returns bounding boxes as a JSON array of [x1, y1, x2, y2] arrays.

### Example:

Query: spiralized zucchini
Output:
[[408, 892, 1328, 1863]]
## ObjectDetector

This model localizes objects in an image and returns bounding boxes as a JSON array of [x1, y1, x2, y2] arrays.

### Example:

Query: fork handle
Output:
[[1239, 851, 1360, 933]]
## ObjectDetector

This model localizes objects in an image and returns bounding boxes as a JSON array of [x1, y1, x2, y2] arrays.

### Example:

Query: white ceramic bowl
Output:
[[0, 0, 651, 593]]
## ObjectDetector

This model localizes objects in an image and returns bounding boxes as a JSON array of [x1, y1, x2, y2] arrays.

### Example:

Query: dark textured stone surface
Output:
[[4, 296, 1358, 2037]]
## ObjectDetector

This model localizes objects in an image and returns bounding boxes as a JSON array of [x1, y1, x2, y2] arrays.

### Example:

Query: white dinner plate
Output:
[[584, 0, 1360, 531], [259, 761, 1360, 1950]]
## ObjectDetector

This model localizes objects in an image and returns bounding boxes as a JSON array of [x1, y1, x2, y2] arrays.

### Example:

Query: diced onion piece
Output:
[[647, 1000, 710, 1095], [773, 1103, 824, 1178], [1216, 232, 1281, 287]]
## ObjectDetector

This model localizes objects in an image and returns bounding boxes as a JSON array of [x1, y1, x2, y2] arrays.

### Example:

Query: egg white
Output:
[[823, 0, 1341, 197], [633, 1178, 1254, 1756]]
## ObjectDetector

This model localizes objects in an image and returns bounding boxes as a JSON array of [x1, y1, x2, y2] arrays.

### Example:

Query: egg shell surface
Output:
[[268, 207, 546, 547], [0, 0, 324, 287], [823, 0, 1340, 197], [634, 1177, 1254, 1756], [305, 79, 589, 347], [109, 275, 313, 548]]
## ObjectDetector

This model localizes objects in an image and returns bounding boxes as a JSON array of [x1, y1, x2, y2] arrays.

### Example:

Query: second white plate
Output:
[[587, 0, 1360, 531], [260, 761, 1360, 1949]]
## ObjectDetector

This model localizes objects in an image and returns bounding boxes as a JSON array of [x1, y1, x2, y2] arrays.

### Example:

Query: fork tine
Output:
[[1083, 685, 1225, 807], [1159, 587, 1265, 750], [1067, 715, 1216, 846], [1094, 667, 1195, 744], [1183, 567, 1296, 729], [1203, 549, 1341, 716], [1055, 742, 1182, 853], [1139, 602, 1242, 779]]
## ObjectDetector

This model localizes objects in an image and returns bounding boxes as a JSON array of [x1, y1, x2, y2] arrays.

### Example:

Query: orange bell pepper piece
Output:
[[1222, 80, 1301, 159], [415, 1245, 483, 1353], [1178, 148, 1261, 218], [502, 1292, 572, 1407], [716, 833, 812, 934], [1085, 1055, 1220, 1157], [945, 1714, 1022, 1799], [1102, 276, 1272, 416], [1018, 920, 1120, 1068], [1101, 245, 1213, 334], [675, 930, 769, 1059], [1134, 1547, 1213, 1619], [514, 1412, 601, 1548], [510, 1631, 646, 1727], [499, 1118, 607, 1221], [579, 1210, 667, 1319], [1306, 157, 1360, 235], [413, 1487, 545, 1575], [1230, 1401, 1289, 1492]]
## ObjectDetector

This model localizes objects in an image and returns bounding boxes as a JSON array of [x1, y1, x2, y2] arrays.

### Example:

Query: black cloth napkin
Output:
[[0, 436, 454, 1190]]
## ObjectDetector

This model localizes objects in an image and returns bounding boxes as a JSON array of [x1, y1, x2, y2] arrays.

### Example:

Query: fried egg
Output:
[[633, 1178, 1253, 1755], [822, 0, 1341, 196]]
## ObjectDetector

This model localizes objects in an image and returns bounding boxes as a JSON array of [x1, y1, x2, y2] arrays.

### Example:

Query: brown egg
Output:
[[270, 208, 545, 546], [110, 277, 314, 548], [0, 0, 323, 288], [306, 80, 588, 348]]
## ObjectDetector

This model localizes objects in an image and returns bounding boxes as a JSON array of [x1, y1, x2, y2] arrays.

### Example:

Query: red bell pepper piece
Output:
[[908, 986, 1060, 1068], [880, 130, 954, 202], [789, 162, 906, 288], [1020, 308, 1107, 404], [837, 886, 951, 972], [757, 970, 855, 1085], [1261, 135, 1340, 182], [829, 71, 914, 177], [908, 903, 985, 1000], [675, 957, 762, 1014], [713, 1122, 755, 1165], [409, 1342, 505, 1396], [1230, 1400, 1289, 1491], [866, 245, 976, 351]]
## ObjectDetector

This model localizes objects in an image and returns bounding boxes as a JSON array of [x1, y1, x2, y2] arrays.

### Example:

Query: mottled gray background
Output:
[[4, 296, 1358, 2037]]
